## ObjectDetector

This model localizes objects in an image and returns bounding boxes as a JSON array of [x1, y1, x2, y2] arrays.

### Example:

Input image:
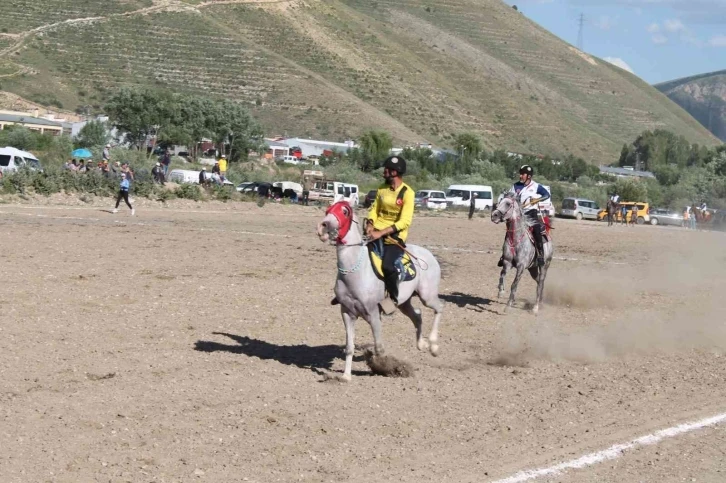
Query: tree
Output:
[[105, 88, 262, 161], [652, 164, 681, 186], [358, 130, 393, 171], [75, 120, 108, 148], [453, 132, 483, 160], [613, 177, 647, 202]]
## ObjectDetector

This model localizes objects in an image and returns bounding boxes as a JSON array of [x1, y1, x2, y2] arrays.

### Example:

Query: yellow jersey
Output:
[[368, 182, 415, 243], [219, 158, 227, 172]]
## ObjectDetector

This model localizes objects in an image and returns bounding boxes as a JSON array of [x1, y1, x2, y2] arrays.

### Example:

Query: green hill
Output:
[[0, 0, 718, 162], [655, 70, 726, 142]]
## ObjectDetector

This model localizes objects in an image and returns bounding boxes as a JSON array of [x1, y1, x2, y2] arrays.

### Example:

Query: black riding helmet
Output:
[[519, 164, 533, 176], [383, 155, 406, 176]]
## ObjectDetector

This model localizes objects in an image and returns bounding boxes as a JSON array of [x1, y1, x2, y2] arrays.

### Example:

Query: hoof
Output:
[[430, 343, 440, 357], [531, 305, 539, 315], [417, 339, 430, 351], [502, 305, 509, 314], [323, 372, 351, 383], [498, 291, 505, 300]]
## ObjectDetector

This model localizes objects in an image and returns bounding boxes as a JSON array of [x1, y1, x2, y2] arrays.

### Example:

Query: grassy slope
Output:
[[0, 0, 718, 162]]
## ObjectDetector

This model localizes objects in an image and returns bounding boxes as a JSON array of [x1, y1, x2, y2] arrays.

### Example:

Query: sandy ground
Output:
[[1, 199, 725, 482]]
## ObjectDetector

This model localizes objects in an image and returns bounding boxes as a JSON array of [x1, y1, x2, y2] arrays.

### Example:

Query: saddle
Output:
[[368, 238, 417, 282], [511, 216, 552, 246]]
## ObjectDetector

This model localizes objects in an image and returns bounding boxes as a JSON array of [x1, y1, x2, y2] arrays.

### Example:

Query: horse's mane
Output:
[[501, 193, 535, 227]]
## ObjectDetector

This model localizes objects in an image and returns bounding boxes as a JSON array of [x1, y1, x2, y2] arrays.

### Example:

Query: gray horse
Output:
[[317, 201, 443, 381], [491, 193, 554, 314]]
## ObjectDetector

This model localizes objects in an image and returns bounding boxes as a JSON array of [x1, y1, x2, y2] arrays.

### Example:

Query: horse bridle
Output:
[[494, 197, 516, 222]]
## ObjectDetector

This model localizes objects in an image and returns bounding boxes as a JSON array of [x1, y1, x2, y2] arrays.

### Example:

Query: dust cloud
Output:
[[492, 233, 726, 365]]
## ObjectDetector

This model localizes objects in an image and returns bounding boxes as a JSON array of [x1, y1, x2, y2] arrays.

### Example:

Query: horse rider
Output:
[[610, 192, 620, 204], [366, 155, 415, 313], [497, 164, 551, 268]]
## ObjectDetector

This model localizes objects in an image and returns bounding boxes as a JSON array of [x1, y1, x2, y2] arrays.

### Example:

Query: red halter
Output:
[[325, 201, 354, 244]]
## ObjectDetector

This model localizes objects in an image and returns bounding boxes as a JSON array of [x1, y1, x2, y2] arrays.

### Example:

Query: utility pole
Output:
[[577, 13, 585, 51]]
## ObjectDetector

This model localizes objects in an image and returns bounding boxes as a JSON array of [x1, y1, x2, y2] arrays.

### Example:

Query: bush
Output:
[[175, 183, 201, 201]]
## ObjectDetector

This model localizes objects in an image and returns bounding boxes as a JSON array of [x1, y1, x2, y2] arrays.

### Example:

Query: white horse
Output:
[[316, 201, 443, 381], [491, 193, 554, 314]]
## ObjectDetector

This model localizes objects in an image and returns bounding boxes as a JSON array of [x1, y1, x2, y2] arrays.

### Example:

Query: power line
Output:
[[577, 13, 585, 50]]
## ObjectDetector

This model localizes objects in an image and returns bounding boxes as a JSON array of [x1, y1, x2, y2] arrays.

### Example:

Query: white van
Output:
[[445, 184, 493, 210], [282, 155, 300, 165], [273, 181, 303, 197], [0, 146, 42, 173], [312, 180, 358, 205], [170, 168, 233, 186], [539, 185, 555, 217], [335, 183, 359, 206]]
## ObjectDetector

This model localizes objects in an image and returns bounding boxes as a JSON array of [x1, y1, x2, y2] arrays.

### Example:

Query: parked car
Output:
[[597, 202, 650, 224], [414, 190, 448, 210], [236, 181, 271, 193], [560, 197, 600, 220], [648, 208, 683, 226], [363, 189, 377, 208]]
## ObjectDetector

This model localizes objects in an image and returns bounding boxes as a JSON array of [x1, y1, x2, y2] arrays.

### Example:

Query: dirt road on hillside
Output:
[[1, 201, 725, 482]]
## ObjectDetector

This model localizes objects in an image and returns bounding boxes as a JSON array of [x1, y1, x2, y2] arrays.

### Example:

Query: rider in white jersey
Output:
[[498, 164, 551, 267]]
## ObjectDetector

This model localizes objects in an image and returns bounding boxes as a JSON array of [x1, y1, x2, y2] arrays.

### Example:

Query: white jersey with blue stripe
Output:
[[511, 180, 550, 212]]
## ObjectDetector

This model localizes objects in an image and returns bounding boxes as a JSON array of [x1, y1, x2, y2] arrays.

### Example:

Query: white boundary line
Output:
[[490, 412, 726, 483]]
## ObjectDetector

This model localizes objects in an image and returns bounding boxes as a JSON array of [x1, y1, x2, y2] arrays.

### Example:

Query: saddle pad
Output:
[[368, 241, 417, 282]]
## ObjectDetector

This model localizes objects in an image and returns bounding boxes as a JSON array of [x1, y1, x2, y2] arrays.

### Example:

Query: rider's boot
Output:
[[497, 256, 504, 267], [533, 226, 545, 267], [380, 272, 399, 316]]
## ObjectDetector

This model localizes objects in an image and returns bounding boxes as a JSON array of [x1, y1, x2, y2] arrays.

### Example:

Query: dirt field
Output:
[[1, 199, 726, 482]]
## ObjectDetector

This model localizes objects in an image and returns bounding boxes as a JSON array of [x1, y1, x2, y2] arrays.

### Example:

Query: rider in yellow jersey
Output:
[[366, 155, 415, 310]]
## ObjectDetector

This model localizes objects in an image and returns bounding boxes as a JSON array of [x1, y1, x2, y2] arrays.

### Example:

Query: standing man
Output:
[[302, 175, 312, 206], [219, 154, 228, 181], [103, 144, 111, 163], [468, 192, 478, 220], [366, 155, 415, 314], [161, 149, 171, 178]]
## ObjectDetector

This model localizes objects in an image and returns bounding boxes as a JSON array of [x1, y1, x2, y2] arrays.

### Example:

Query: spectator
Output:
[[620, 204, 627, 225], [78, 160, 87, 173], [212, 161, 221, 177], [302, 175, 312, 206], [64, 159, 73, 170], [199, 167, 209, 187], [161, 149, 171, 177], [151, 162, 165, 184], [112, 173, 134, 216], [219, 154, 227, 180], [683, 206, 690, 228], [630, 205, 638, 225], [690, 206, 697, 230], [468, 192, 478, 220], [103, 144, 111, 162], [211, 172, 222, 186]]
